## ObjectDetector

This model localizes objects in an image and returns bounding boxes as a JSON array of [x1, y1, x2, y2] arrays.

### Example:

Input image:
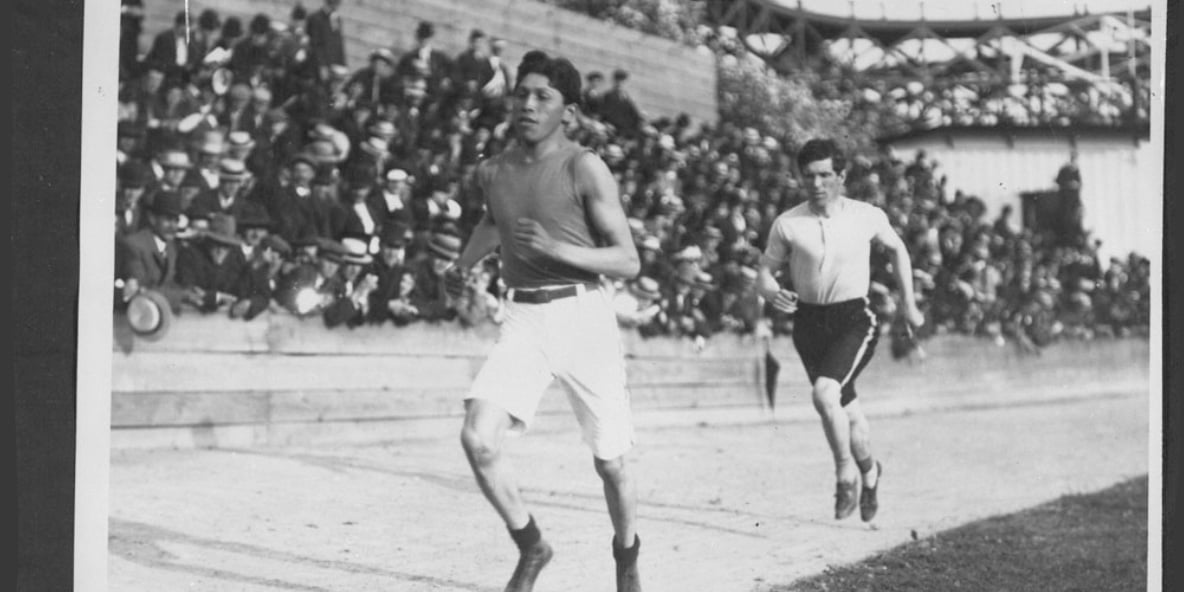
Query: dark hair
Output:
[[796, 138, 847, 174], [613, 68, 629, 81], [173, 11, 188, 26], [291, 4, 309, 21], [416, 21, 435, 40], [221, 17, 243, 39], [249, 13, 271, 36], [469, 28, 486, 41], [516, 50, 581, 105], [198, 9, 221, 31], [586, 71, 604, 81]]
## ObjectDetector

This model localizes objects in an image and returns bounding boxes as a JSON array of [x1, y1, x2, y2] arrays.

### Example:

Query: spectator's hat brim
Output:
[[126, 290, 173, 342]]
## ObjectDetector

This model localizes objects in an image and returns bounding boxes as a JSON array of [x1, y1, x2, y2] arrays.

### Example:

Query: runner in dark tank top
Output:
[[446, 50, 644, 592], [477, 143, 601, 288]]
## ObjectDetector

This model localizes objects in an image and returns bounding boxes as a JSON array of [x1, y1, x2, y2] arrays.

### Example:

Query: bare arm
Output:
[[755, 218, 798, 313], [454, 210, 501, 272], [513, 151, 639, 279], [872, 214, 924, 327], [757, 256, 798, 314]]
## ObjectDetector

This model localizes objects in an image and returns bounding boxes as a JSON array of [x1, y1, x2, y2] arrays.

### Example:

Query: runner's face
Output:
[[801, 158, 844, 204], [512, 73, 569, 145]]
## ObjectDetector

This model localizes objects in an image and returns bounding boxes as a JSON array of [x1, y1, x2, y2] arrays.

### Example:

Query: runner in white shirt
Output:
[[757, 138, 924, 522]]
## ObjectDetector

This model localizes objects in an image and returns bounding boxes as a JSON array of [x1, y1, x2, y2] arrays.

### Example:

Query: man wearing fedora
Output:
[[340, 166, 382, 249], [613, 276, 663, 330], [115, 189, 192, 312], [154, 149, 194, 193], [323, 237, 380, 328], [188, 158, 254, 222], [265, 153, 322, 244], [232, 232, 290, 321], [116, 161, 156, 236], [369, 167, 411, 224], [409, 230, 462, 323], [176, 213, 249, 313], [366, 221, 417, 326], [275, 237, 349, 316], [144, 11, 197, 89], [306, 0, 347, 82], [396, 21, 454, 98], [446, 50, 643, 592], [348, 48, 400, 109], [188, 133, 227, 193]]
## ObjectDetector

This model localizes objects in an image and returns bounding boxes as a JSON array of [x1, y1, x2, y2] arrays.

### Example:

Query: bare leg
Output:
[[595, 454, 641, 592], [811, 378, 858, 483], [846, 400, 878, 487], [460, 399, 531, 529], [594, 454, 638, 545]]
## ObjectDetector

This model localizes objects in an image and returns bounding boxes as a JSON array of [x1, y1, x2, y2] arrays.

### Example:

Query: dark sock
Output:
[[612, 534, 640, 565], [855, 456, 875, 476], [509, 516, 541, 551]]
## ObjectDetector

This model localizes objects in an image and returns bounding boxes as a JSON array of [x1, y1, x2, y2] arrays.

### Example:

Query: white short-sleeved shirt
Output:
[[761, 198, 892, 305]]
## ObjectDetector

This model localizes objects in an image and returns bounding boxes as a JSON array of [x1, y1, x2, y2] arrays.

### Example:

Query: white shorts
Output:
[[465, 283, 636, 460]]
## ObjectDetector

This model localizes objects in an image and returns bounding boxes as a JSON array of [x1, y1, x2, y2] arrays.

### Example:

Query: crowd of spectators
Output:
[[113, 1, 1149, 353]]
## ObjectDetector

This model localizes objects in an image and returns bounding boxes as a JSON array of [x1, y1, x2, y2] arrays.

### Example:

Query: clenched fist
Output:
[[513, 218, 558, 259]]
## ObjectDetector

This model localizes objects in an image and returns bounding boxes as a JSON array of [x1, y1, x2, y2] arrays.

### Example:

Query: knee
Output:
[[460, 425, 500, 466], [593, 455, 628, 485], [811, 380, 843, 416]]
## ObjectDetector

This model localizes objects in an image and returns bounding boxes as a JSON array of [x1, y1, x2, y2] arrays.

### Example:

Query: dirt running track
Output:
[[108, 391, 1148, 592]]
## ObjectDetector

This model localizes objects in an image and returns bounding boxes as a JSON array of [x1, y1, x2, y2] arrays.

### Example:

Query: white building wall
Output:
[[885, 131, 1159, 263]]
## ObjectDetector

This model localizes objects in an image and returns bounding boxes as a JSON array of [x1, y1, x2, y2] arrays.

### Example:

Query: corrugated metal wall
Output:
[[886, 130, 1159, 262], [137, 0, 719, 124]]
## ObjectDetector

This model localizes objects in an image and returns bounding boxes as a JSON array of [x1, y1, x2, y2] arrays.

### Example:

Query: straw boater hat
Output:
[[227, 130, 256, 151], [369, 120, 397, 140], [125, 289, 174, 342], [195, 130, 227, 155], [369, 47, 396, 66], [427, 232, 462, 261], [315, 238, 350, 263], [639, 235, 662, 252], [307, 140, 341, 165], [217, 158, 251, 181], [359, 137, 389, 159], [693, 271, 715, 290], [287, 152, 318, 170], [628, 276, 662, 301], [339, 236, 374, 265], [385, 168, 409, 183], [157, 150, 193, 170], [673, 245, 703, 263], [309, 123, 351, 160]]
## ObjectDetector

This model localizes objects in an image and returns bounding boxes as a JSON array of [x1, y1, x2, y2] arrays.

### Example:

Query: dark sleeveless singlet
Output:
[[478, 143, 602, 289]]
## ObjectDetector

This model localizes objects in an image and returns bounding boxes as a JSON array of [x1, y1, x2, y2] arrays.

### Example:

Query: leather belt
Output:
[[508, 283, 599, 304]]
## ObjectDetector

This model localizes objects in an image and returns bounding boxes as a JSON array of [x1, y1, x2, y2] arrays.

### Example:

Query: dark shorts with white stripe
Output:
[[791, 297, 879, 407]]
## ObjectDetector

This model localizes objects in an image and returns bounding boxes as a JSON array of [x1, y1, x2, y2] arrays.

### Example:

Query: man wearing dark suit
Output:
[[115, 161, 156, 237], [396, 21, 454, 98], [600, 69, 644, 137], [454, 29, 495, 95], [340, 166, 382, 246], [144, 11, 195, 88], [306, 0, 347, 81], [366, 221, 416, 325], [115, 189, 192, 310], [176, 213, 249, 313], [348, 49, 401, 109], [187, 159, 255, 222]]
